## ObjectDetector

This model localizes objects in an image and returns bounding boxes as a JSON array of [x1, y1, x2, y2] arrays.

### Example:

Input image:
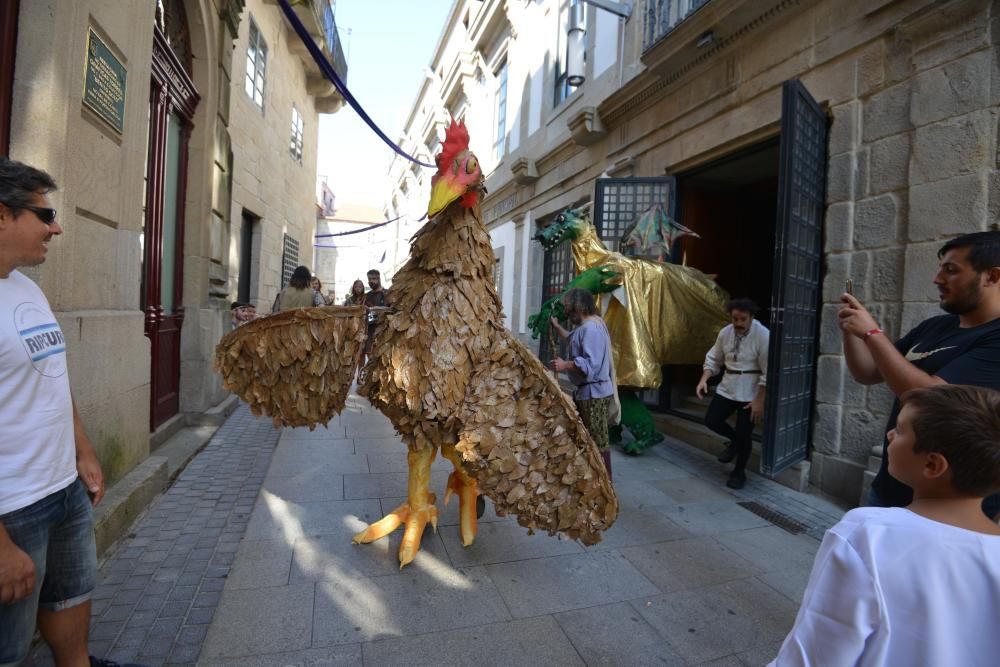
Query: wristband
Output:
[[863, 328, 884, 341]]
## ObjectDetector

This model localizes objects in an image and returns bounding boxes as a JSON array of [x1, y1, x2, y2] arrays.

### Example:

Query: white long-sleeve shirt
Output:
[[770, 507, 1000, 667], [703, 319, 769, 402]]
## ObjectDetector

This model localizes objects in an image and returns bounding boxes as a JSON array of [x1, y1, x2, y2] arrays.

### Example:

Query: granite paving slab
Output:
[[554, 602, 687, 666], [618, 537, 763, 594], [362, 615, 585, 666], [486, 551, 660, 618], [657, 499, 773, 535], [311, 566, 511, 646], [200, 583, 316, 659], [289, 529, 451, 581], [439, 518, 584, 567]]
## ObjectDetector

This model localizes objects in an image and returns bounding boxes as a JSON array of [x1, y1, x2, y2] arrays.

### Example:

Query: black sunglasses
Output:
[[21, 206, 58, 224]]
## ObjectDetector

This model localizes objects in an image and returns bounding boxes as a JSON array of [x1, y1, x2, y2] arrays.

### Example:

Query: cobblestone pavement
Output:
[[26, 404, 280, 667]]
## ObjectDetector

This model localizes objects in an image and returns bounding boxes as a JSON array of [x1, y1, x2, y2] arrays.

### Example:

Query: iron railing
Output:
[[315, 0, 348, 83], [642, 0, 712, 51]]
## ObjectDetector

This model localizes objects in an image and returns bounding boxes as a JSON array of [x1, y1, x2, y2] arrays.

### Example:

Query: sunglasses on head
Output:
[[22, 206, 58, 224]]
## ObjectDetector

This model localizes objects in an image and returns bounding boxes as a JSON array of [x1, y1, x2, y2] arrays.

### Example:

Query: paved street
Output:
[[30, 390, 845, 666]]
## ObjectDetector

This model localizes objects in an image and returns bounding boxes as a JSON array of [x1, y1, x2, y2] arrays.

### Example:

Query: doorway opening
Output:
[[659, 139, 780, 423], [238, 210, 259, 304]]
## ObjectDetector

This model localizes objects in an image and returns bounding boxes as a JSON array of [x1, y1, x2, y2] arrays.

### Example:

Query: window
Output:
[[494, 60, 508, 160], [244, 18, 267, 110], [290, 106, 304, 162], [554, 0, 586, 107]]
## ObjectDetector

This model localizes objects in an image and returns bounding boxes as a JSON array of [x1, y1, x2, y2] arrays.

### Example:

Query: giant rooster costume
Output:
[[215, 120, 617, 568]]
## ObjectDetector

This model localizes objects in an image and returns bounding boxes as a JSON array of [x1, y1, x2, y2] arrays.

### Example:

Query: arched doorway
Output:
[[144, 0, 200, 430]]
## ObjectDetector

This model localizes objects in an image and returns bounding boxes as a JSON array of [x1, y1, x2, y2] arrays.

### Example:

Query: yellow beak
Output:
[[427, 174, 465, 219]]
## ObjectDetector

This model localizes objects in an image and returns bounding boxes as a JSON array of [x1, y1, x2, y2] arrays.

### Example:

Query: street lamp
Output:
[[566, 0, 633, 87]]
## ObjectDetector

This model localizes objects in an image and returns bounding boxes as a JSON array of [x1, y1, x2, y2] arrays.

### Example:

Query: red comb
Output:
[[436, 117, 469, 171]]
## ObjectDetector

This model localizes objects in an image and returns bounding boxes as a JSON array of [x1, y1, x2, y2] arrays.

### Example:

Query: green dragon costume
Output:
[[529, 206, 729, 454]]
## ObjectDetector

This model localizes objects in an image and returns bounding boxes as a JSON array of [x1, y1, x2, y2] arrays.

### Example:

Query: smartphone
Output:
[[845, 279, 853, 296]]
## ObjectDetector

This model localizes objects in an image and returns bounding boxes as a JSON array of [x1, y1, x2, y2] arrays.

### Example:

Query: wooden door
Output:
[[0, 0, 18, 154], [144, 26, 198, 430]]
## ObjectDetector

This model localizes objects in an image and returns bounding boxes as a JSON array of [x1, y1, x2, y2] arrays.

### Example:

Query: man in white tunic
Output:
[[696, 298, 769, 489]]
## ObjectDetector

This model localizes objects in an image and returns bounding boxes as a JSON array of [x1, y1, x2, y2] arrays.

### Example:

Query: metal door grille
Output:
[[539, 228, 575, 363], [281, 233, 299, 288], [762, 79, 828, 476]]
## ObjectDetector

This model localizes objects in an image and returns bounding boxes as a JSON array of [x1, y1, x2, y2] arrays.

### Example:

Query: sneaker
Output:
[[726, 472, 746, 490], [90, 656, 148, 667], [716, 443, 735, 463]]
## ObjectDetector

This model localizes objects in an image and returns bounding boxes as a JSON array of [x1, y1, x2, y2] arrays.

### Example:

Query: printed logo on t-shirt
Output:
[[905, 344, 957, 362], [14, 302, 67, 378]]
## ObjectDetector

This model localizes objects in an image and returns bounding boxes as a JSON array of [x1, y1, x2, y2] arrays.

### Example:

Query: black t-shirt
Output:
[[363, 289, 386, 309], [872, 314, 1000, 507]]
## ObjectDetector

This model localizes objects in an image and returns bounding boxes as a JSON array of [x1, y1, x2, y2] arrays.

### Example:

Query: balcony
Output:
[[642, 0, 712, 51], [640, 0, 792, 82], [271, 0, 348, 113]]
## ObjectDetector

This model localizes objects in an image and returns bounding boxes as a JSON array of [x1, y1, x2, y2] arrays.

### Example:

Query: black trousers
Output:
[[705, 394, 754, 475]]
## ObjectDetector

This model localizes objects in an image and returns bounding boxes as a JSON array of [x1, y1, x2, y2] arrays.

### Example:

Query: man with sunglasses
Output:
[[0, 158, 132, 667]]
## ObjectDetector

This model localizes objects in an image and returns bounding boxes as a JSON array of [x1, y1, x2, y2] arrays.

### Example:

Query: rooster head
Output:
[[427, 118, 485, 219]]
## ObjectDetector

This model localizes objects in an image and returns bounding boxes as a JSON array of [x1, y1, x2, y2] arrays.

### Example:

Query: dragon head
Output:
[[533, 207, 591, 250], [427, 118, 486, 219]]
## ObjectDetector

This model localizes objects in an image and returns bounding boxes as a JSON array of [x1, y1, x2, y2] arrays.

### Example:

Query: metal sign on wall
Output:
[[83, 28, 127, 133]]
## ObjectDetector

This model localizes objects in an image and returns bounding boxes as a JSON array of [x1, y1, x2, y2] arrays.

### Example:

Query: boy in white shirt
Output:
[[771, 384, 1000, 666]]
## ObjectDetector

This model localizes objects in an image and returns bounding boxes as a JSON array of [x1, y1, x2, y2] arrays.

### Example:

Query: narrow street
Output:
[[29, 391, 844, 666]]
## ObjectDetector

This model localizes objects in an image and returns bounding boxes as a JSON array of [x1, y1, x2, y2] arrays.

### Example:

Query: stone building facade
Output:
[[2, 0, 345, 491], [389, 0, 1000, 504]]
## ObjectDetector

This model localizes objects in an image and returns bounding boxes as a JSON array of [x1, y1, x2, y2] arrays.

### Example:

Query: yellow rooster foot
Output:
[[352, 492, 438, 569], [444, 472, 480, 547]]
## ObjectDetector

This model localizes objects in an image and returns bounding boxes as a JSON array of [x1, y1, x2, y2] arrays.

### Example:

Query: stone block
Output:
[[856, 41, 885, 98], [902, 241, 942, 301], [809, 452, 825, 488], [826, 152, 855, 203], [819, 456, 866, 504], [908, 0, 991, 72], [842, 409, 884, 463], [855, 146, 870, 199], [866, 382, 896, 416], [854, 194, 899, 249], [825, 202, 853, 252], [867, 133, 911, 196], [815, 355, 846, 404], [812, 403, 843, 456], [819, 303, 845, 355], [990, 169, 1000, 220], [908, 173, 987, 241], [822, 253, 851, 303], [828, 101, 859, 155], [911, 51, 991, 127], [910, 111, 994, 186], [862, 81, 911, 142], [871, 246, 904, 302]]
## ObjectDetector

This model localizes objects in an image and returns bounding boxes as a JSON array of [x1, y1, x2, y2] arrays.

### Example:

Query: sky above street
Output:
[[316, 0, 454, 212]]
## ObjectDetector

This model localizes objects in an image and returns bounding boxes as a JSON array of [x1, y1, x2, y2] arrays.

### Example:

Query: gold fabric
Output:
[[571, 223, 729, 388]]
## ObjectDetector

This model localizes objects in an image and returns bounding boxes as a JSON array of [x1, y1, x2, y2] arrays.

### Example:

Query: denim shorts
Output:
[[0, 479, 97, 665]]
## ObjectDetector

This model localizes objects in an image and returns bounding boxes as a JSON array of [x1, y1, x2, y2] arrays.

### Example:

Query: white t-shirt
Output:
[[770, 507, 1000, 667], [0, 270, 76, 515]]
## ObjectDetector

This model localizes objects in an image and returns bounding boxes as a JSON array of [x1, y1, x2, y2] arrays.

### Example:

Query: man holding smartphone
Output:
[[0, 158, 128, 667], [840, 230, 1000, 517]]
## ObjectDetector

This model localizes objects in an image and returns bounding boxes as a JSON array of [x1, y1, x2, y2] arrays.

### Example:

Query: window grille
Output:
[[281, 234, 299, 288]]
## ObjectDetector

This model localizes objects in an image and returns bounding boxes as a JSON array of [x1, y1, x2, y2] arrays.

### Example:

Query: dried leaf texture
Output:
[[213, 306, 366, 429], [360, 205, 618, 544]]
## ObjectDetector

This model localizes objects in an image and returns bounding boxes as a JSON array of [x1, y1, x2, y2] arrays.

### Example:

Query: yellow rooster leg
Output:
[[353, 446, 438, 569], [441, 441, 479, 547]]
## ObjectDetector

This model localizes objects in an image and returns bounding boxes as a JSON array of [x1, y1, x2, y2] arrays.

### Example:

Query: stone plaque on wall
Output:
[[83, 28, 127, 133]]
